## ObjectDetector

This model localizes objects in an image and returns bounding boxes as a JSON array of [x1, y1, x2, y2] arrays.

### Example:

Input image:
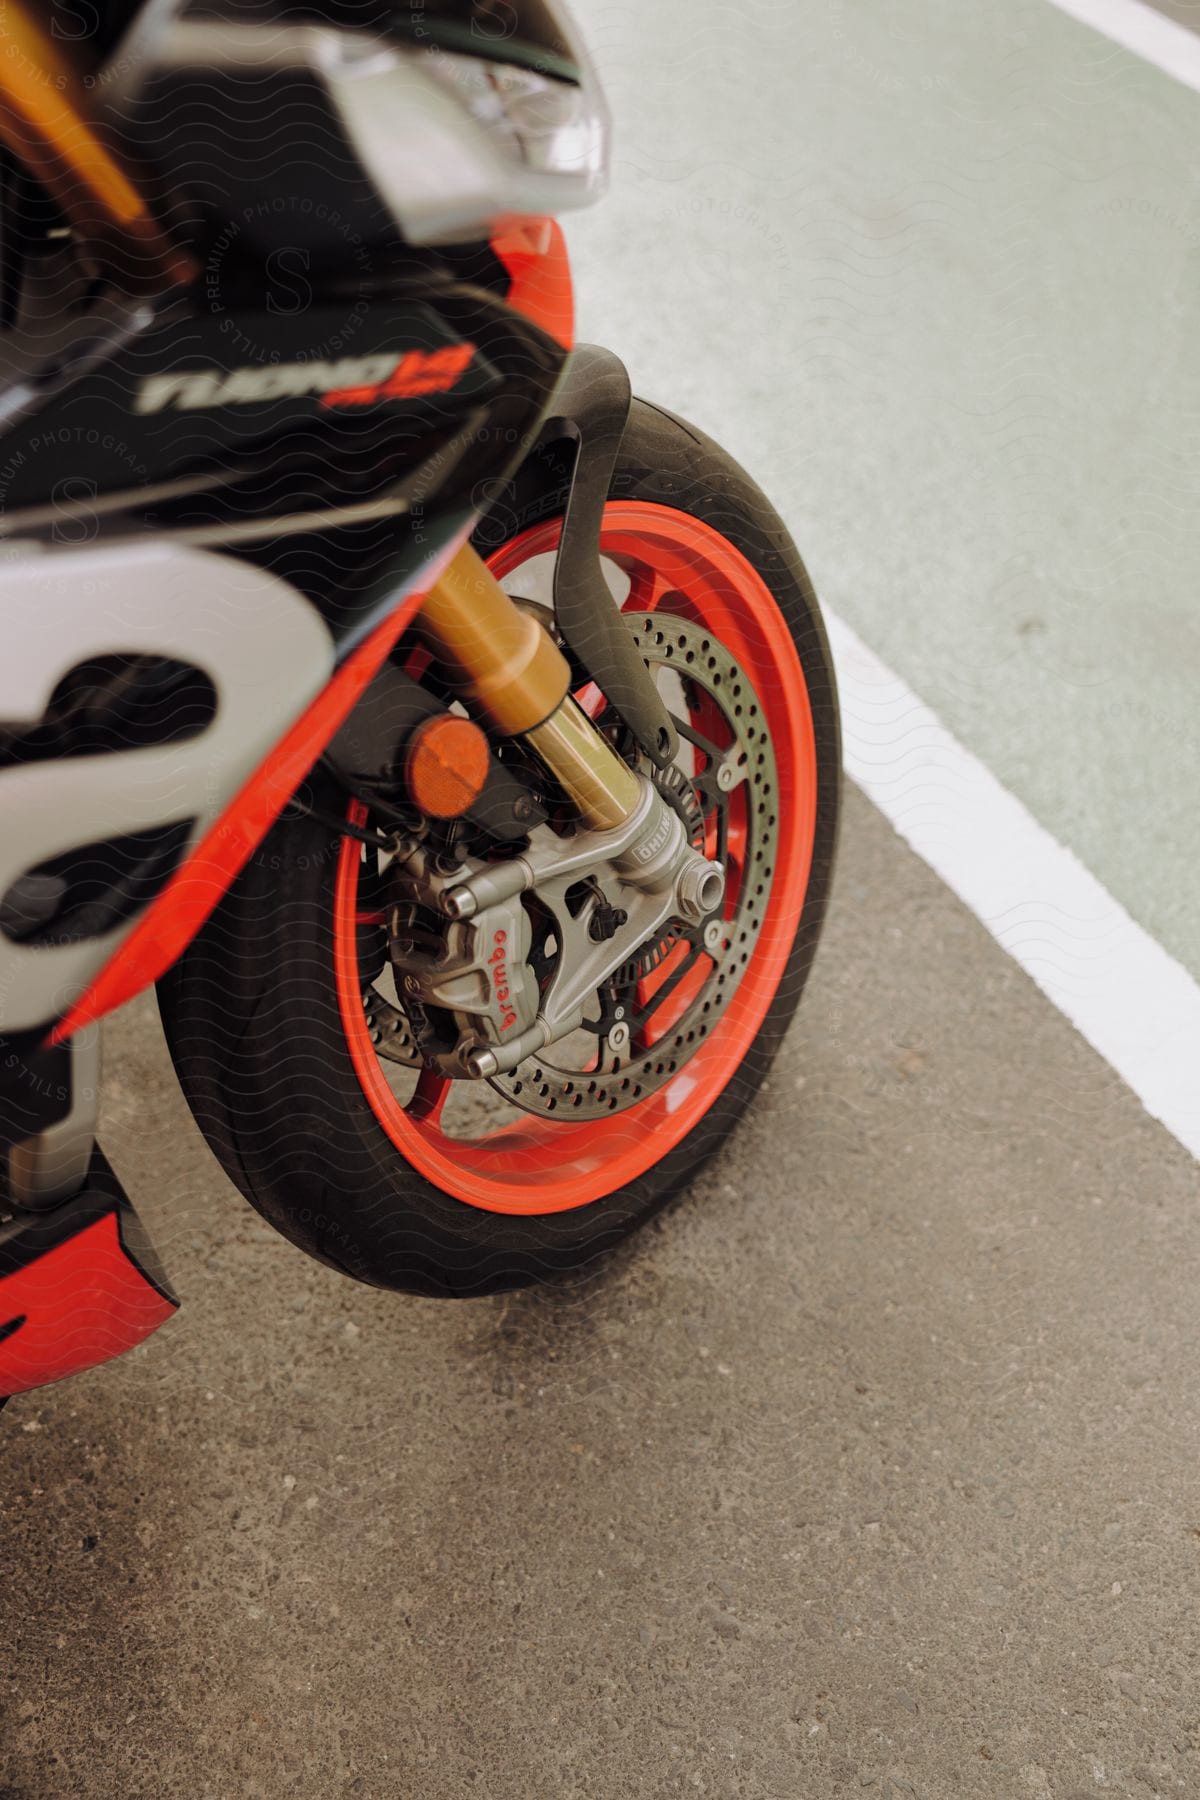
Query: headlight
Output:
[[326, 0, 611, 245], [141, 5, 611, 248], [423, 53, 608, 192]]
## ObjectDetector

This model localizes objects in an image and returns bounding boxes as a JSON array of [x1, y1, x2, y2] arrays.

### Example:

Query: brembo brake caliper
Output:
[[387, 774, 725, 1080], [387, 845, 541, 1074]]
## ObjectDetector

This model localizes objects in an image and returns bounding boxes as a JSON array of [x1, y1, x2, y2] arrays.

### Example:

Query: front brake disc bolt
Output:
[[703, 919, 723, 954], [716, 761, 737, 792]]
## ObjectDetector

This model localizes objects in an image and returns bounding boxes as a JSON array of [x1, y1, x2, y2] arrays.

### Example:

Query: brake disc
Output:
[[363, 983, 422, 1067], [487, 611, 780, 1121]]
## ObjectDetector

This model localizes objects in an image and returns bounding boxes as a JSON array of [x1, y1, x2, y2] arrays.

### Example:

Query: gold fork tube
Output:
[[523, 697, 642, 833], [418, 542, 572, 737], [419, 543, 642, 831]]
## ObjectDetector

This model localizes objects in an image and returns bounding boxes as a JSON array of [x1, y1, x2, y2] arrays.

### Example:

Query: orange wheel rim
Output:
[[334, 502, 819, 1215]]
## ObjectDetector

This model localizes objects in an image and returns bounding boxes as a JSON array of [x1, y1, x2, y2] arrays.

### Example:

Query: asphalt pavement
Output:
[[568, 0, 1200, 984], [4, 787, 1199, 1799]]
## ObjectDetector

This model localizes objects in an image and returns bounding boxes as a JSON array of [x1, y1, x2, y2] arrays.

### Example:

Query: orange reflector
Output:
[[405, 714, 491, 819]]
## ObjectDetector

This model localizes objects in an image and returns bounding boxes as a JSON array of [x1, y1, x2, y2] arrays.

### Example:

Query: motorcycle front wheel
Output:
[[157, 399, 841, 1295]]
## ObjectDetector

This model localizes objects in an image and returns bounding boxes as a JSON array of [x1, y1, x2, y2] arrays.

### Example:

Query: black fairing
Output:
[[0, 4, 574, 652], [43, 2, 582, 75], [0, 252, 567, 654], [180, 2, 584, 80]]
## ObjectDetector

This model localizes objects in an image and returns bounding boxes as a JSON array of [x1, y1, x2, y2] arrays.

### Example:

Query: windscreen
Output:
[[184, 1, 584, 82]]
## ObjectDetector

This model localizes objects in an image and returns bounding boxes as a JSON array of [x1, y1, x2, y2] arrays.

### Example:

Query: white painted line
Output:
[[825, 610, 1200, 1163], [1046, 0, 1200, 95]]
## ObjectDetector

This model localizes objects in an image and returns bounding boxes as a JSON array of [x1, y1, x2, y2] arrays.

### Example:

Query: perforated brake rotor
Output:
[[486, 611, 781, 1121], [363, 984, 422, 1067]]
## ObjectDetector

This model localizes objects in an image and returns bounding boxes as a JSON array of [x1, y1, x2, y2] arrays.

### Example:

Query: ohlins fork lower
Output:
[[418, 542, 644, 832]]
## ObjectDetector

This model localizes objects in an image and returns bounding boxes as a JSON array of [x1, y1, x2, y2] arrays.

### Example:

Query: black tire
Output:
[[156, 399, 841, 1296]]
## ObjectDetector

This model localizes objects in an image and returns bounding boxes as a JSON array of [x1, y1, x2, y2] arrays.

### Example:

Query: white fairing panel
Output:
[[0, 541, 334, 1031]]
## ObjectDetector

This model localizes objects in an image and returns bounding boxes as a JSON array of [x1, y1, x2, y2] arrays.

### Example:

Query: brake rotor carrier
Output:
[[486, 611, 780, 1121]]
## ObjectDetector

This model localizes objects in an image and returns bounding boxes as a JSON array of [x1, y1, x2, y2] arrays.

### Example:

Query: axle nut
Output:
[[676, 857, 725, 926]]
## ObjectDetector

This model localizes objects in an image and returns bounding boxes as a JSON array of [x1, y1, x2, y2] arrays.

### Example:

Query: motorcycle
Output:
[[0, 0, 840, 1402]]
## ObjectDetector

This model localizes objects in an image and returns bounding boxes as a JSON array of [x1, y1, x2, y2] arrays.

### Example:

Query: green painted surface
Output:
[[568, 0, 1200, 978]]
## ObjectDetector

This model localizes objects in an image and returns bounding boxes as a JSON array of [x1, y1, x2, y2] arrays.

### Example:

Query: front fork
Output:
[[417, 541, 643, 832], [414, 342, 682, 836], [412, 539, 727, 1082]]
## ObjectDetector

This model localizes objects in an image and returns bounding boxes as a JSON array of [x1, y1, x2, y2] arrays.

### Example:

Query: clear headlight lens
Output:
[[135, 2, 611, 247], [423, 53, 609, 192], [329, 36, 610, 244]]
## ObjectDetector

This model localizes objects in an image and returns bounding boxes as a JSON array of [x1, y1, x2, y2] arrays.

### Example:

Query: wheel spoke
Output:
[[407, 1066, 450, 1124], [622, 561, 664, 613]]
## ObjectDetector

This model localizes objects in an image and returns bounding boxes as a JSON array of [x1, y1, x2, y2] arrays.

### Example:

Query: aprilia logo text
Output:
[[134, 345, 474, 416]]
